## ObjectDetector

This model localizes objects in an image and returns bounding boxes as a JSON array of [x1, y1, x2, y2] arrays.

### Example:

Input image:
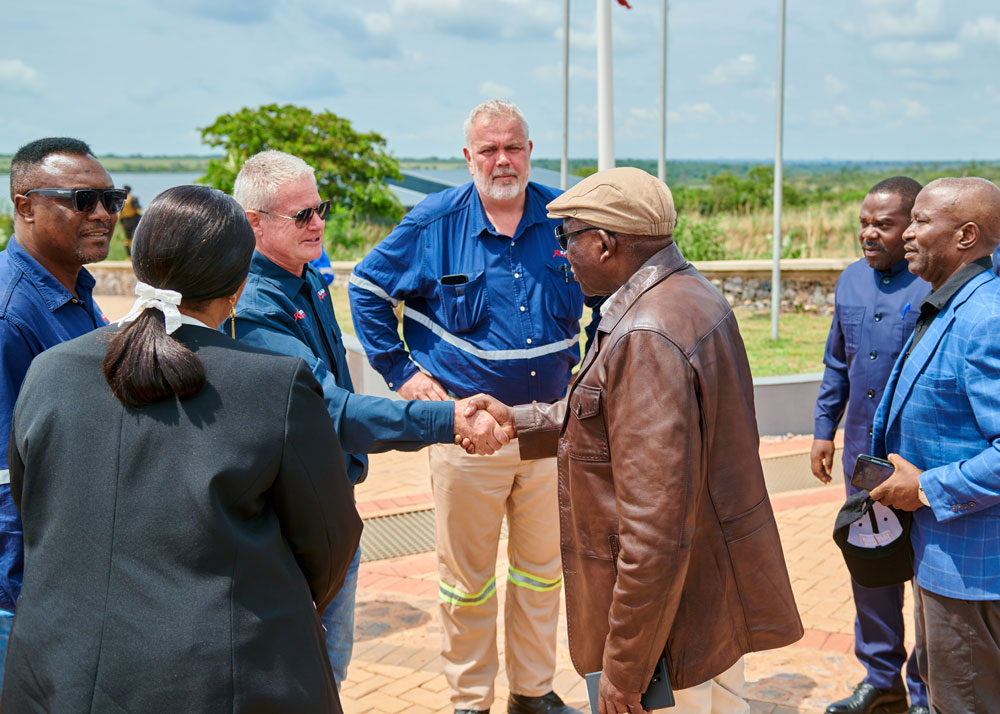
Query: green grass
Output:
[[734, 308, 830, 377], [326, 286, 831, 377]]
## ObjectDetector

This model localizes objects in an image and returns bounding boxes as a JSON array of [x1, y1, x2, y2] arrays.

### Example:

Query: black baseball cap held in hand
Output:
[[833, 491, 914, 588]]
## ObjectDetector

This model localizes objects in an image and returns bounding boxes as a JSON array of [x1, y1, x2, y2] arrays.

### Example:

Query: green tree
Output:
[[199, 104, 404, 221]]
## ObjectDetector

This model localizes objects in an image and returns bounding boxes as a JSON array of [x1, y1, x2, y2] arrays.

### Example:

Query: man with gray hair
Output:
[[350, 101, 591, 714], [229, 150, 510, 691]]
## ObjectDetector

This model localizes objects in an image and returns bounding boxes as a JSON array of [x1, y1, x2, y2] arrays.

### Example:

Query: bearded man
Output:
[[349, 100, 594, 714]]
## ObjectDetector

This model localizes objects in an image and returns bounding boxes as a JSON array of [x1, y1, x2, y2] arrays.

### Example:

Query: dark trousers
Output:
[[852, 580, 926, 704], [914, 585, 1000, 713]]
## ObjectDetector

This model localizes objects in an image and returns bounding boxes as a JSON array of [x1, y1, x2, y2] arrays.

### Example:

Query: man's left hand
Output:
[[597, 673, 647, 714], [870, 453, 924, 511]]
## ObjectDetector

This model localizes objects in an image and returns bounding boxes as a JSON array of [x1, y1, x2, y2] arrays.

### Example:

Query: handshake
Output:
[[452, 394, 517, 455]]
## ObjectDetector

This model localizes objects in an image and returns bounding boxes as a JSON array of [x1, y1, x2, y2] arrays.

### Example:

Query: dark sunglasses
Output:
[[554, 223, 613, 251], [24, 187, 128, 214], [258, 199, 331, 228]]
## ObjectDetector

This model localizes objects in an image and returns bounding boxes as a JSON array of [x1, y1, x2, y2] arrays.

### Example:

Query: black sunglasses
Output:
[[24, 187, 128, 214], [554, 223, 613, 251], [258, 200, 332, 228]]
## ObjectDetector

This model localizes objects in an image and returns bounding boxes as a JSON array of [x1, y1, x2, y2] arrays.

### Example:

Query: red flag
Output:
[[617, 0, 632, 7]]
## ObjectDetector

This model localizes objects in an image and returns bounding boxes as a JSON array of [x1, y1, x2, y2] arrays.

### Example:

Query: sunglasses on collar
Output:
[[23, 187, 128, 214]]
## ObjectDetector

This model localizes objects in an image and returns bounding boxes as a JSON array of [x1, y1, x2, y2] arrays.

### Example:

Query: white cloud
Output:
[[856, 0, 942, 37], [872, 40, 961, 63], [532, 63, 596, 84], [680, 103, 718, 121], [705, 54, 757, 85], [902, 99, 928, 118], [480, 81, 515, 98], [261, 56, 343, 100], [824, 73, 847, 95], [0, 59, 40, 92], [960, 16, 1000, 44], [361, 11, 393, 35], [810, 104, 853, 127]]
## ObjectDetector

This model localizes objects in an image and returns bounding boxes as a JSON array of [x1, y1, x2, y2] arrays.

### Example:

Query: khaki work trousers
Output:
[[429, 442, 562, 711], [671, 658, 749, 714]]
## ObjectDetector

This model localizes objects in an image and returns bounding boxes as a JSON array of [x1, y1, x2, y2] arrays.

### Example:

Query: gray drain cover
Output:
[[360, 508, 507, 563]]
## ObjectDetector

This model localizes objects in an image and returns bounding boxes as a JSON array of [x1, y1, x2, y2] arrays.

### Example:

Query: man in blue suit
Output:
[[872, 177, 1000, 712]]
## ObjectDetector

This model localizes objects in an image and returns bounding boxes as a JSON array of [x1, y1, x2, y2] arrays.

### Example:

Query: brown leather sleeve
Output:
[[514, 400, 567, 460], [600, 330, 702, 694]]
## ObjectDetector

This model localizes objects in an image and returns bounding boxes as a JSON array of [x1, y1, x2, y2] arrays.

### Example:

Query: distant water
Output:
[[1, 171, 203, 212]]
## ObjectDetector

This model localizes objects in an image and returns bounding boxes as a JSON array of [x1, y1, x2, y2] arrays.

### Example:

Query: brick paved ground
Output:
[[95, 295, 917, 713], [346, 446, 918, 714]]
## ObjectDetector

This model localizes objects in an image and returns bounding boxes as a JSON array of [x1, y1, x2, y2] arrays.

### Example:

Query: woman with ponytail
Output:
[[3, 185, 361, 713]]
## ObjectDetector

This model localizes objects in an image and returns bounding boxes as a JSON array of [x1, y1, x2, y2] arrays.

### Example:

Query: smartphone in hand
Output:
[[850, 454, 895, 491]]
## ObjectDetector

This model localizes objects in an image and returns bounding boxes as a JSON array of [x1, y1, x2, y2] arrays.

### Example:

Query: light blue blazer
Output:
[[872, 268, 1000, 600]]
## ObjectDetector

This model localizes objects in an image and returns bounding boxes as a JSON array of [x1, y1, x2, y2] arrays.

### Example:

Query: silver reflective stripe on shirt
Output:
[[402, 307, 578, 361], [351, 277, 579, 362], [348, 274, 401, 307], [0, 470, 8, 486]]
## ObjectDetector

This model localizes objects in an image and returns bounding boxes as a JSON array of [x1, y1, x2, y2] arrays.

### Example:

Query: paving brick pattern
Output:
[[346, 447, 918, 714]]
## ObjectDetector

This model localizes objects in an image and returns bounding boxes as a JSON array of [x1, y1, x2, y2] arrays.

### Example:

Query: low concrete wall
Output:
[[91, 257, 854, 314]]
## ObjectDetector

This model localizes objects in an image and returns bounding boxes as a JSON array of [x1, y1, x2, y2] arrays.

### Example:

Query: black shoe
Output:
[[508, 691, 582, 714], [908, 708, 929, 714], [826, 682, 908, 714], [455, 710, 489, 714]]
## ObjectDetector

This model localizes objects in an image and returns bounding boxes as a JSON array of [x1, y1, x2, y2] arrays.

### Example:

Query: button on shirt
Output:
[[232, 251, 454, 484], [0, 236, 108, 610], [814, 258, 929, 481], [349, 182, 594, 406]]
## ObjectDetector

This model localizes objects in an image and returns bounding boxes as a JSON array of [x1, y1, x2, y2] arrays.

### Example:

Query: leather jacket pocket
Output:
[[566, 385, 609, 461], [608, 534, 621, 576], [436, 270, 489, 333]]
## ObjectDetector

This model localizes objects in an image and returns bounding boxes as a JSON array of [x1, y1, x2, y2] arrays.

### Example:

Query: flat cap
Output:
[[546, 166, 676, 236]]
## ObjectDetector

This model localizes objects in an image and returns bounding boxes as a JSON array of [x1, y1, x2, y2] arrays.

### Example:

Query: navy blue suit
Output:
[[814, 258, 928, 703]]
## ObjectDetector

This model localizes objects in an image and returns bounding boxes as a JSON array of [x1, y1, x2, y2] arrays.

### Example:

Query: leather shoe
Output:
[[908, 708, 929, 714], [826, 682, 907, 714], [508, 691, 582, 714], [455, 710, 488, 714]]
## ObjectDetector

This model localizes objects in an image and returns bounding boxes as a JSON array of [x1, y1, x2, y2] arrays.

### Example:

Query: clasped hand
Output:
[[452, 395, 516, 455]]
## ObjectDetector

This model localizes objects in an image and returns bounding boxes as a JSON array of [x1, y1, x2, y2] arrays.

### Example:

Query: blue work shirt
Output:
[[231, 251, 454, 484], [0, 236, 108, 610], [349, 181, 594, 406], [814, 258, 929, 484]]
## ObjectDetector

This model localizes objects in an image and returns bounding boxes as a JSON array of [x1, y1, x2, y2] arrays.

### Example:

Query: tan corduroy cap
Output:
[[546, 166, 676, 236]]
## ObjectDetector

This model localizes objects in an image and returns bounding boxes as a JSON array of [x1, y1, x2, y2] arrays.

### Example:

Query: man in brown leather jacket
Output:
[[470, 167, 803, 714]]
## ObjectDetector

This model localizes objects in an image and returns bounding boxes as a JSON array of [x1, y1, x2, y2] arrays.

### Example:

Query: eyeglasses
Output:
[[257, 200, 331, 228], [554, 223, 613, 251], [23, 187, 128, 214]]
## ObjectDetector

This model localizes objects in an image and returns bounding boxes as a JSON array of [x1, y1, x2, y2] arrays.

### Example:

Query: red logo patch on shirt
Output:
[[553, 249, 567, 258], [317, 289, 327, 300], [293, 309, 306, 321]]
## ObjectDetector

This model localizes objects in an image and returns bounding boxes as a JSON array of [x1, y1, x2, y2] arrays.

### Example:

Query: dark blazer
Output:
[[3, 324, 362, 713]]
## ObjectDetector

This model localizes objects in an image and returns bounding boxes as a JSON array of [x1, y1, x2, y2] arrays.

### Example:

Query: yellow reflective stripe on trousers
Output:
[[439, 576, 497, 606], [507, 566, 562, 593]]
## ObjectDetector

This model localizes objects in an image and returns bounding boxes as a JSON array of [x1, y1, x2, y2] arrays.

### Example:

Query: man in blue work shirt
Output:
[[230, 150, 508, 690], [0, 137, 121, 681], [811, 176, 929, 714], [349, 100, 588, 714]]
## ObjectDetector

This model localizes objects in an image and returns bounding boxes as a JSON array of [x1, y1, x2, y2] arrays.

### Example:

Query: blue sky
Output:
[[3, 0, 999, 161]]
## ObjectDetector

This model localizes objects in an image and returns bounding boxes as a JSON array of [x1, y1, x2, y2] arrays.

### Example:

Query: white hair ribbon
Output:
[[117, 281, 184, 334]]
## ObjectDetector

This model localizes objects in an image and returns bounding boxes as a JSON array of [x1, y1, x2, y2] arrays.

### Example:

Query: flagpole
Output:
[[658, 0, 668, 182], [771, 0, 786, 341], [561, 0, 570, 190], [597, 0, 615, 170]]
